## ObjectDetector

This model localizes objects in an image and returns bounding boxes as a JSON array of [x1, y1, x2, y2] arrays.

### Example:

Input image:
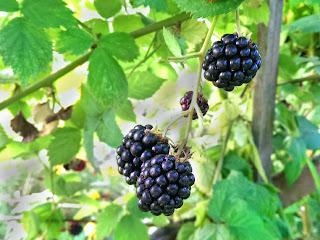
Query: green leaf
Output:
[[283, 15, 320, 33], [177, 222, 197, 240], [290, 0, 319, 7], [96, 109, 124, 148], [234, 120, 248, 147], [128, 71, 166, 99], [83, 115, 98, 163], [133, 0, 167, 12], [207, 172, 278, 240], [99, 32, 139, 62], [23, 211, 40, 240], [0, 125, 9, 149], [248, 137, 268, 183], [180, 19, 207, 45], [113, 214, 149, 240], [242, 0, 269, 25], [94, 0, 122, 19], [88, 46, 128, 108], [275, 102, 299, 136], [296, 116, 320, 150], [0, 17, 52, 86], [0, 0, 19, 12], [223, 155, 252, 179], [116, 99, 136, 122], [56, 28, 95, 56], [163, 27, 181, 57], [48, 127, 81, 165], [85, 18, 110, 35], [197, 223, 231, 240], [195, 161, 215, 194], [97, 204, 123, 240], [285, 137, 306, 185], [174, 0, 245, 18], [21, 0, 76, 28], [152, 215, 168, 227]]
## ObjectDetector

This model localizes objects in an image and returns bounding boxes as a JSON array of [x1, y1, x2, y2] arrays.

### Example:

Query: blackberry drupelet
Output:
[[116, 125, 169, 185], [180, 91, 209, 119], [136, 154, 195, 216], [202, 33, 262, 91]]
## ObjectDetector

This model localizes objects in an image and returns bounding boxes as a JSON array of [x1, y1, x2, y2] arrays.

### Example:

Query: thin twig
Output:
[[277, 75, 320, 86], [212, 120, 234, 184], [126, 44, 163, 79]]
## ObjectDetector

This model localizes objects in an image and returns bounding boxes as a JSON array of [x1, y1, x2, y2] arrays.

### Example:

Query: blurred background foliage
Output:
[[0, 0, 319, 239]]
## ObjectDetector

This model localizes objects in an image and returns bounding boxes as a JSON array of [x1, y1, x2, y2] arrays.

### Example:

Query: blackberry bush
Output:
[[116, 124, 169, 185], [202, 33, 262, 91], [180, 91, 209, 119], [136, 154, 195, 216]]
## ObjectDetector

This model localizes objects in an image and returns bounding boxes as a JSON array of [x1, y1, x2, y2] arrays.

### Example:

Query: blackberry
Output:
[[116, 124, 169, 185], [202, 33, 262, 91], [69, 222, 83, 236], [180, 91, 209, 119], [63, 159, 86, 171], [136, 154, 195, 216]]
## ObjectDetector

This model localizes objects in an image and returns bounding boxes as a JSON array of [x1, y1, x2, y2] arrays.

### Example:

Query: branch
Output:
[[0, 12, 191, 111], [277, 75, 320, 86], [272, 156, 320, 207], [130, 12, 191, 38], [252, 0, 284, 182]]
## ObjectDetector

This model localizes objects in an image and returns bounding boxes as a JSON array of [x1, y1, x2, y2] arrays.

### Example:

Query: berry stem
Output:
[[168, 53, 200, 62], [213, 120, 234, 184], [177, 16, 219, 155], [234, 8, 241, 36]]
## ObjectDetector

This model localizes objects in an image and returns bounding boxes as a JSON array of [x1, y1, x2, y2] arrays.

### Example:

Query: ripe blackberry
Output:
[[202, 33, 261, 91], [116, 125, 169, 185], [180, 91, 209, 119], [136, 154, 195, 216], [69, 222, 83, 236]]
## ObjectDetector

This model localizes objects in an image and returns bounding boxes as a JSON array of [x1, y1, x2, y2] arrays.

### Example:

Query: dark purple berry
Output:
[[158, 194, 170, 207], [242, 58, 253, 71], [130, 142, 144, 157], [204, 71, 215, 81], [229, 57, 241, 72], [155, 175, 168, 187], [142, 133, 158, 147], [188, 174, 195, 186], [133, 130, 145, 141], [178, 174, 190, 187], [166, 184, 179, 196], [140, 149, 154, 161], [162, 161, 174, 171], [150, 165, 162, 178], [178, 187, 190, 199], [243, 75, 252, 83], [207, 64, 220, 77], [235, 37, 249, 48], [167, 170, 179, 183], [116, 145, 126, 155], [225, 44, 238, 58], [141, 190, 153, 204], [239, 47, 250, 57], [150, 185, 162, 198], [138, 199, 150, 212], [216, 58, 228, 71], [145, 124, 153, 130], [219, 71, 232, 82], [221, 34, 237, 45], [212, 45, 225, 58]]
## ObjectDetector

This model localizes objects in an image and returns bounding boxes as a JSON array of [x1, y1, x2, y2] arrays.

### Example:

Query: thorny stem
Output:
[[177, 16, 219, 155], [213, 120, 234, 184]]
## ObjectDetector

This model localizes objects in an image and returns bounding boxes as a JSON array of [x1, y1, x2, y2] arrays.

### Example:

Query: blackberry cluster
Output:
[[116, 124, 169, 185], [136, 154, 195, 216], [180, 91, 209, 119], [202, 33, 262, 91]]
